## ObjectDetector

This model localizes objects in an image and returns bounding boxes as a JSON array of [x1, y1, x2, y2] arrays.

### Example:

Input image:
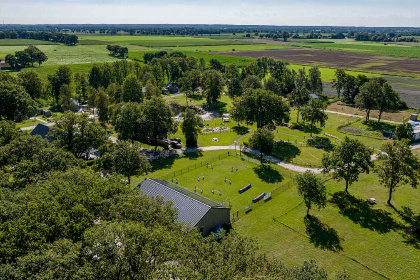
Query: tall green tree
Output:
[[49, 112, 107, 158], [301, 98, 328, 136], [141, 97, 177, 151], [234, 89, 290, 128], [59, 84, 75, 112], [48, 66, 72, 105], [322, 137, 373, 193], [375, 140, 420, 205], [18, 71, 44, 99], [181, 108, 202, 148], [122, 75, 143, 103], [228, 77, 242, 99], [376, 83, 400, 123], [308, 67, 323, 95], [113, 102, 143, 141], [331, 69, 346, 99], [98, 141, 151, 183], [288, 68, 310, 123], [0, 81, 37, 121], [355, 79, 380, 122], [5, 54, 17, 71], [395, 122, 414, 141], [88, 64, 103, 89], [249, 128, 275, 163], [203, 70, 223, 104], [97, 88, 110, 123], [296, 171, 327, 216]]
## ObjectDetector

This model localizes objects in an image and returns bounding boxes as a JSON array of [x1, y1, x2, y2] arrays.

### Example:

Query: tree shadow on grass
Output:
[[232, 126, 250, 135], [182, 151, 203, 160], [396, 206, 420, 249], [330, 191, 401, 234], [203, 101, 228, 114], [150, 155, 178, 172], [304, 215, 343, 252], [300, 123, 322, 135], [272, 142, 301, 162], [253, 164, 283, 183], [363, 120, 396, 132]]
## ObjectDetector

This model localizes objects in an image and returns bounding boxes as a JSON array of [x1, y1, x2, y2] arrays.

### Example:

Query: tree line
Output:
[[0, 30, 78, 45]]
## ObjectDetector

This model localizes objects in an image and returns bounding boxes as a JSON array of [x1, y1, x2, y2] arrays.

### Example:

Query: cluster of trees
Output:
[[0, 30, 78, 45], [297, 136, 419, 218], [106, 44, 128, 58], [331, 69, 402, 122], [354, 32, 418, 42], [0, 120, 349, 280], [5, 46, 48, 70], [0, 71, 39, 121]]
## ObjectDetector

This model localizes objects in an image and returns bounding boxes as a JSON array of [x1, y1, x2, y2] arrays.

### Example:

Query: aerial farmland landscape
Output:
[[0, 1, 419, 279]]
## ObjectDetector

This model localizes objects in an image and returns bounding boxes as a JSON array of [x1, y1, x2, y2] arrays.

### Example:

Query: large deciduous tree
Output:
[[375, 140, 420, 205], [233, 89, 290, 129], [296, 171, 327, 216], [122, 75, 143, 103], [289, 68, 310, 123], [322, 137, 373, 193], [249, 128, 275, 163], [49, 112, 107, 158], [355, 79, 380, 122], [18, 71, 44, 99], [48, 66, 72, 105], [203, 70, 223, 104], [98, 141, 151, 183], [308, 66, 323, 95], [301, 98, 328, 136], [141, 97, 177, 151], [0, 81, 37, 121], [376, 82, 400, 123], [181, 108, 202, 148], [331, 69, 346, 99]]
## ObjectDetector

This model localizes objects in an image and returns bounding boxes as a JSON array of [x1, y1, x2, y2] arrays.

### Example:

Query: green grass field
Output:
[[0, 39, 58, 46], [301, 41, 420, 58], [133, 148, 420, 280], [79, 35, 258, 47]]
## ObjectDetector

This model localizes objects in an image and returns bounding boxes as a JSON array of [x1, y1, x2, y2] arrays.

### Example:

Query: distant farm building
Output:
[[0, 60, 11, 70], [409, 114, 420, 141], [139, 178, 230, 236]]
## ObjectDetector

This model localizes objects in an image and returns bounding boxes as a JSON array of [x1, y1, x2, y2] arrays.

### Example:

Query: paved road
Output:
[[184, 145, 323, 173]]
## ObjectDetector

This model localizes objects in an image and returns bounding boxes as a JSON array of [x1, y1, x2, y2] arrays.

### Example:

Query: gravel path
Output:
[[325, 110, 403, 124]]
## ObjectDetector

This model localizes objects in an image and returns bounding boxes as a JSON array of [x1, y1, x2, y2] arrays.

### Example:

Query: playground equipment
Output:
[[253, 192, 266, 203], [238, 184, 251, 194]]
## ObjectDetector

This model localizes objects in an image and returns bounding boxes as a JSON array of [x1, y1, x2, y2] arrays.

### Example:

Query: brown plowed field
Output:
[[217, 48, 420, 76]]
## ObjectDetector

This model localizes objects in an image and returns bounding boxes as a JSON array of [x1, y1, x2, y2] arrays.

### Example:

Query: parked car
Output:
[[171, 137, 181, 143]]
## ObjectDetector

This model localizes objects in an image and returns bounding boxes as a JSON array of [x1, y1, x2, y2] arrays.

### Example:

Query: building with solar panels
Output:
[[139, 178, 230, 236]]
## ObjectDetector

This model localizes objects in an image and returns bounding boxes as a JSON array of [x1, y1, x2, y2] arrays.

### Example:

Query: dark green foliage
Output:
[[49, 112, 107, 158], [122, 75, 143, 102], [395, 122, 414, 141], [322, 137, 373, 193], [97, 141, 151, 183], [48, 66, 73, 104], [289, 68, 310, 123], [234, 89, 290, 128], [203, 70, 223, 104], [249, 128, 275, 163], [106, 44, 128, 58], [296, 171, 327, 216], [181, 108, 202, 147], [0, 80, 38, 121], [301, 99, 328, 136], [18, 71, 44, 99], [375, 140, 420, 204], [228, 77, 242, 98]]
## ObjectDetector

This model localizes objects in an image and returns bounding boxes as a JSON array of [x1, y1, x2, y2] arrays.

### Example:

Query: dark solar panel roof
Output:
[[139, 178, 228, 227], [30, 124, 50, 139]]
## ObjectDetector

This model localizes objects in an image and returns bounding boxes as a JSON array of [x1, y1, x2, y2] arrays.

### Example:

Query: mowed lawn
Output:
[[235, 170, 420, 280], [133, 149, 420, 279], [301, 41, 420, 58], [134, 151, 296, 213]]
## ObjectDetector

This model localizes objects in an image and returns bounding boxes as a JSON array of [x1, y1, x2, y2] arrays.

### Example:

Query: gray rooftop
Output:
[[139, 178, 228, 227]]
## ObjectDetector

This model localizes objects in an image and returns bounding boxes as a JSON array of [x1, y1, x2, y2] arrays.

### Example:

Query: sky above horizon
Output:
[[1, 0, 420, 27]]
